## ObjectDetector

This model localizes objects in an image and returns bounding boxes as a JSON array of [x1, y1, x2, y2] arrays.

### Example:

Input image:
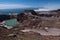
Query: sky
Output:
[[0, 0, 60, 9]]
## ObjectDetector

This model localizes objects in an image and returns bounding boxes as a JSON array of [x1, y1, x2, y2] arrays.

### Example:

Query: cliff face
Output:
[[16, 10, 60, 29]]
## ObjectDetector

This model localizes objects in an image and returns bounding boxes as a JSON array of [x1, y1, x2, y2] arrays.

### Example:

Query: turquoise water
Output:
[[4, 19, 20, 26]]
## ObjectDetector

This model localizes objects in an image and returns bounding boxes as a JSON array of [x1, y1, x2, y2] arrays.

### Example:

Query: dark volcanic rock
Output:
[[0, 15, 11, 22]]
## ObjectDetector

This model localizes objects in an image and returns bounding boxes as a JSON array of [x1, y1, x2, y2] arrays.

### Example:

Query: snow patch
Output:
[[21, 28, 60, 36]]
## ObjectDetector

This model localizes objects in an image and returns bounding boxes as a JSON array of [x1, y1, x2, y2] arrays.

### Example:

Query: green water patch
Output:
[[4, 19, 20, 26]]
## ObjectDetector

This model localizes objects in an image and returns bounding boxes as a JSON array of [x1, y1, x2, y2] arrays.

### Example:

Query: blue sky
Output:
[[0, 0, 60, 9]]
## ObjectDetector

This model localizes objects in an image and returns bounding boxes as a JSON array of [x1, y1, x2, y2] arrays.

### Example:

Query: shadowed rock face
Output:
[[0, 15, 11, 22], [17, 10, 38, 22], [17, 13, 25, 22]]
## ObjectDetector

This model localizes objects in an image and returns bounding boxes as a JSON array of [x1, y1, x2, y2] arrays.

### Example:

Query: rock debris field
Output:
[[0, 10, 60, 40]]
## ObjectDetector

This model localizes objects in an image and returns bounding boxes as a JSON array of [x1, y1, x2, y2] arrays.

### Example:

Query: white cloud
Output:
[[37, 4, 60, 11], [44, 4, 60, 10], [0, 4, 31, 9]]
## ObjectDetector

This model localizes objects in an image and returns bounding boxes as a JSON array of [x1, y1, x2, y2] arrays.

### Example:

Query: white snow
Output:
[[21, 28, 60, 36], [4, 25, 13, 29]]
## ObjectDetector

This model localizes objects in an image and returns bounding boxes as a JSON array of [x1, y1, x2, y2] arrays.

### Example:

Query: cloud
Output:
[[0, 4, 31, 9], [37, 4, 60, 11], [44, 4, 60, 10]]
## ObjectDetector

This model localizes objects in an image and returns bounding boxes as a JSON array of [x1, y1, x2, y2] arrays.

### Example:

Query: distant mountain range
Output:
[[0, 7, 60, 15], [0, 8, 38, 14]]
